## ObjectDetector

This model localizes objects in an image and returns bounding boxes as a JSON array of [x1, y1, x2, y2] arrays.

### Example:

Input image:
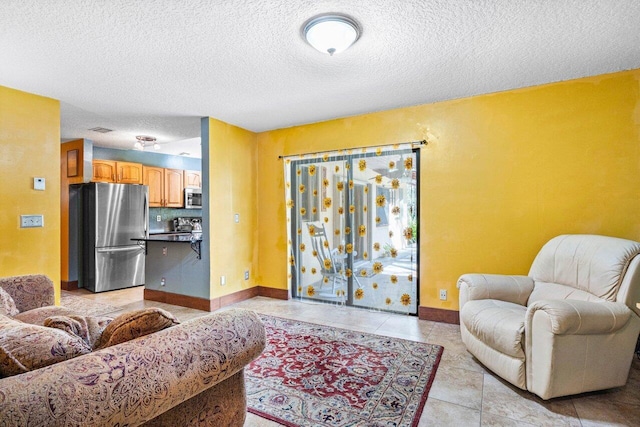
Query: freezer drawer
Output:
[[89, 246, 145, 292]]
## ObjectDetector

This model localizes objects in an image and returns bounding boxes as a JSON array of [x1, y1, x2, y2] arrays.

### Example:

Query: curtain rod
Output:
[[278, 139, 427, 160]]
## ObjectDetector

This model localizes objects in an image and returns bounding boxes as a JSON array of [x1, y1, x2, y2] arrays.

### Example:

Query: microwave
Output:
[[184, 187, 202, 209]]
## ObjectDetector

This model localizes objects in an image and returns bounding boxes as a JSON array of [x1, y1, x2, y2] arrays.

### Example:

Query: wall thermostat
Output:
[[34, 177, 45, 191]]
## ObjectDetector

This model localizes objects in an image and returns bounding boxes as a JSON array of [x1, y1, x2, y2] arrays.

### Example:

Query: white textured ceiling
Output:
[[1, 0, 639, 157]]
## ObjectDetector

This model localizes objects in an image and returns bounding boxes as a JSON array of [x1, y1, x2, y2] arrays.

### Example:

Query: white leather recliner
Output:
[[458, 234, 640, 400]]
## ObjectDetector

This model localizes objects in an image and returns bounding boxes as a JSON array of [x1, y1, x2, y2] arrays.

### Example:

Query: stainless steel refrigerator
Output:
[[73, 183, 148, 292]]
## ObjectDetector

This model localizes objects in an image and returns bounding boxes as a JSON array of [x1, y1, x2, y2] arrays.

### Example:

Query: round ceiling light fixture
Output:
[[303, 13, 361, 56]]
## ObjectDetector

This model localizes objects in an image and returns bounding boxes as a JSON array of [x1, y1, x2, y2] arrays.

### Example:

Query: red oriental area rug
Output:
[[246, 315, 443, 427]]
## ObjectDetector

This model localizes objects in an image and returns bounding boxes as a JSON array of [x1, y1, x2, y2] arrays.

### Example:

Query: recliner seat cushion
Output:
[[460, 299, 527, 358]]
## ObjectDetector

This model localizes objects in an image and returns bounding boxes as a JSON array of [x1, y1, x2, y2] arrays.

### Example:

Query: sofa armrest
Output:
[[457, 273, 534, 308], [526, 299, 632, 335], [0, 275, 54, 312], [0, 308, 266, 427]]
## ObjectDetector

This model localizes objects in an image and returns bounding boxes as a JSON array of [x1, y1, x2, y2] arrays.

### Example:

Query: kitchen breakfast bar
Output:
[[134, 233, 206, 300]]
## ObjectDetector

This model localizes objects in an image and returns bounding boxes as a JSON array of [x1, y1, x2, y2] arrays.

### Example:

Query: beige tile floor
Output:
[[69, 287, 640, 426]]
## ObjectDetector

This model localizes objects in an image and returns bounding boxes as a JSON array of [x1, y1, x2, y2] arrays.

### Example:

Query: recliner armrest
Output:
[[457, 273, 534, 308], [526, 299, 632, 335]]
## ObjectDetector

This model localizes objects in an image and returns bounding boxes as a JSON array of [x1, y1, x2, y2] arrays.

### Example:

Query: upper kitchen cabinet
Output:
[[143, 166, 164, 206], [143, 166, 184, 208], [164, 168, 184, 207], [184, 170, 202, 188], [92, 160, 143, 184], [92, 160, 116, 182]]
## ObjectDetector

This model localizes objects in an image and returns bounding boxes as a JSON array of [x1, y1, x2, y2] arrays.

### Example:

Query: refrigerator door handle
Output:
[[144, 188, 149, 238], [96, 246, 144, 253]]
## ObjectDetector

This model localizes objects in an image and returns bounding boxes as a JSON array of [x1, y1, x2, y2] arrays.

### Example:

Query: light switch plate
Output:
[[34, 177, 45, 191], [21, 215, 44, 228]]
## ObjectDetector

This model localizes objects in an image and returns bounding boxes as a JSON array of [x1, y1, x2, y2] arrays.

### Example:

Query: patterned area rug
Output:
[[246, 315, 443, 427], [60, 292, 122, 317]]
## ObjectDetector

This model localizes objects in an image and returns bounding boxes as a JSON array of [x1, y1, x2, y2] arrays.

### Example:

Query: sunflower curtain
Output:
[[284, 143, 419, 314]]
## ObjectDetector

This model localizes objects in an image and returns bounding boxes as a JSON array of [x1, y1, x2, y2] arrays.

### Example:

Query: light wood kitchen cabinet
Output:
[[116, 161, 143, 184], [143, 166, 164, 207], [92, 160, 143, 184], [143, 166, 184, 207], [92, 160, 117, 182], [164, 168, 184, 207], [184, 170, 202, 188]]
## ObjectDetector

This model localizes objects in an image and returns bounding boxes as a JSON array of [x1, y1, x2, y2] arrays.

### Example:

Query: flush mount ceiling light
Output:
[[303, 13, 361, 56], [134, 135, 160, 151]]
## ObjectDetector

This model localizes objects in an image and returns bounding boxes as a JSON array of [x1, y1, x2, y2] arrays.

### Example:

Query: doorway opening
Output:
[[286, 146, 419, 315]]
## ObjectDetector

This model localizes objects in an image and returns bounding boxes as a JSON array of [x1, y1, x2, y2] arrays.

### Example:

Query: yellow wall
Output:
[[256, 69, 640, 311], [0, 85, 61, 302], [206, 118, 259, 298]]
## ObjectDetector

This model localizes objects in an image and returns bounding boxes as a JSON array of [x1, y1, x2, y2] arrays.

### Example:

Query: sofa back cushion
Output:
[[12, 306, 78, 325], [44, 315, 113, 350], [528, 234, 640, 304], [0, 315, 91, 377], [0, 275, 55, 312], [96, 307, 179, 349], [0, 287, 18, 317]]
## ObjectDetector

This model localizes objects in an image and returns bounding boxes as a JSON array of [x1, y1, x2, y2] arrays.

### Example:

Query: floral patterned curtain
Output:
[[284, 142, 421, 314]]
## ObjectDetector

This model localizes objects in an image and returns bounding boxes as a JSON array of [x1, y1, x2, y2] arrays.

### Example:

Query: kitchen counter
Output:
[[133, 233, 202, 260], [139, 233, 202, 243]]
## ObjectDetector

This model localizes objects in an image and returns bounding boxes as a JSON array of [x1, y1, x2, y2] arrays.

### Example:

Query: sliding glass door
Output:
[[286, 146, 419, 315]]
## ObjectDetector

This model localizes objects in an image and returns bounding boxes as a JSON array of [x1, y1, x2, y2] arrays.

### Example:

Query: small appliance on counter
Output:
[[173, 217, 202, 233]]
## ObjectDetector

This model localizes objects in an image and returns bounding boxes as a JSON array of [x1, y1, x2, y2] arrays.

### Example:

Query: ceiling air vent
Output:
[[89, 127, 113, 133]]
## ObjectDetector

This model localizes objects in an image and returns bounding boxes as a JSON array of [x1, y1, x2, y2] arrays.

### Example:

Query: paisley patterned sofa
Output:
[[0, 275, 266, 426]]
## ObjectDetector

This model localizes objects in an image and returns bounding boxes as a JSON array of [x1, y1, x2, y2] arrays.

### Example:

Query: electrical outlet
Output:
[[220, 275, 226, 286], [160, 277, 166, 287], [162, 247, 167, 256], [156, 215, 162, 222], [234, 213, 240, 223], [439, 289, 447, 301], [244, 270, 249, 280], [20, 215, 44, 228]]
